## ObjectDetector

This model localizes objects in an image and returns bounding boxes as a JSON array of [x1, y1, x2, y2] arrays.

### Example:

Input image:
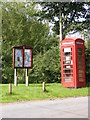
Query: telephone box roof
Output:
[[62, 37, 84, 41]]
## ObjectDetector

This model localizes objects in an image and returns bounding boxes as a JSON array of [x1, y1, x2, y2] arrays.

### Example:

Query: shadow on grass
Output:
[[46, 84, 52, 87], [30, 83, 54, 87], [5, 92, 19, 96], [86, 83, 90, 87], [66, 87, 88, 89], [43, 89, 49, 93]]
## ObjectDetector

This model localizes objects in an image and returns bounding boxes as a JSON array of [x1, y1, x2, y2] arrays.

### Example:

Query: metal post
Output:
[[26, 69, 29, 86], [14, 68, 17, 86]]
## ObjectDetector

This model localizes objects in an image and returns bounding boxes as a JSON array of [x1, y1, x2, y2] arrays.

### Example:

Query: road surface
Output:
[[0, 96, 88, 118]]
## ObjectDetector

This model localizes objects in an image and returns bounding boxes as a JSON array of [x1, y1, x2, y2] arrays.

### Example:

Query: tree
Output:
[[39, 2, 90, 40], [85, 38, 90, 84], [2, 2, 54, 83], [29, 44, 61, 83]]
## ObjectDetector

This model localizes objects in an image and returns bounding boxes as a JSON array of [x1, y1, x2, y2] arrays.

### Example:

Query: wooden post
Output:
[[9, 83, 12, 94], [43, 82, 45, 92], [14, 68, 17, 86], [26, 68, 29, 86]]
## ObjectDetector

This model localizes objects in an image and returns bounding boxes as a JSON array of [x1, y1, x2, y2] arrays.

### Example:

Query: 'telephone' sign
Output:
[[76, 42, 83, 45], [62, 42, 74, 45]]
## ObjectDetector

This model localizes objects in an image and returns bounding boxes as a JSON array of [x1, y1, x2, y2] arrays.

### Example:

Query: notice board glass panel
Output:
[[15, 49, 23, 67], [24, 49, 32, 67]]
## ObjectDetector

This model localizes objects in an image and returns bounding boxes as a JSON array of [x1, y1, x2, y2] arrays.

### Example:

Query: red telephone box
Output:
[[61, 38, 86, 88]]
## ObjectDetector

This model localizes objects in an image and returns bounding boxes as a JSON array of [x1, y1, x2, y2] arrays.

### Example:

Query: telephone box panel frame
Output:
[[75, 39, 86, 87], [61, 38, 86, 88], [61, 44, 75, 87]]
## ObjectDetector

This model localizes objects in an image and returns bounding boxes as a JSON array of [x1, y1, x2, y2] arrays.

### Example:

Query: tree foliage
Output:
[[2, 2, 90, 84], [2, 2, 60, 84], [29, 41, 60, 83], [40, 2, 90, 38], [85, 39, 90, 83]]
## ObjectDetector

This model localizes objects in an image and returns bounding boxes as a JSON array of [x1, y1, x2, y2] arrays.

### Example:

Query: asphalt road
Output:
[[0, 96, 88, 118]]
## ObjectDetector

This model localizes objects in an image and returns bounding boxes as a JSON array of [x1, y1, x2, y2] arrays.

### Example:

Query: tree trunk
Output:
[[59, 2, 62, 41], [58, 2, 62, 82]]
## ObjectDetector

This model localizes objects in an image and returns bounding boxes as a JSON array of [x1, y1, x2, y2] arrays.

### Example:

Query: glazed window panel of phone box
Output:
[[77, 48, 84, 82]]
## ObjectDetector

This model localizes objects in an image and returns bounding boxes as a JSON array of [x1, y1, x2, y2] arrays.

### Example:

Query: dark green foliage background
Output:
[[2, 2, 60, 84], [1, 2, 90, 84], [85, 40, 90, 83]]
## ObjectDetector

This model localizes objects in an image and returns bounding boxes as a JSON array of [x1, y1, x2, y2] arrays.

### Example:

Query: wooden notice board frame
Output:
[[13, 45, 33, 69]]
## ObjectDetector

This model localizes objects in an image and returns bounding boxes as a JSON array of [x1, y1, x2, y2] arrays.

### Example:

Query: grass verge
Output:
[[0, 83, 89, 103]]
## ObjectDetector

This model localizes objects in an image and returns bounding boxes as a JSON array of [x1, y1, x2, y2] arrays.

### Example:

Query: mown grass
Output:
[[0, 83, 89, 103]]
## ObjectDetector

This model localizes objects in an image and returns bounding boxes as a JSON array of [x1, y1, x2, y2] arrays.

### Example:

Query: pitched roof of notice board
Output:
[[12, 45, 33, 49]]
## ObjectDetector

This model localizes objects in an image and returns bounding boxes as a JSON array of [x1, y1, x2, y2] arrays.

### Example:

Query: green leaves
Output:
[[30, 45, 61, 83], [40, 2, 90, 38], [2, 2, 61, 84]]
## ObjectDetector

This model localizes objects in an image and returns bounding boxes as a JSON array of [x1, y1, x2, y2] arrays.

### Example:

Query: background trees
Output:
[[2, 2, 60, 83], [39, 2, 90, 83], [1, 2, 90, 84], [85, 39, 90, 83], [40, 2, 90, 39]]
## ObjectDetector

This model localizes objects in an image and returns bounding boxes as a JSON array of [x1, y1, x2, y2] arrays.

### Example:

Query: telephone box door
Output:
[[61, 46, 74, 87], [76, 45, 85, 87]]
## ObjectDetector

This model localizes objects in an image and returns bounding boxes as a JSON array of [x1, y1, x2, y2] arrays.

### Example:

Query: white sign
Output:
[[64, 48, 71, 52], [76, 42, 83, 45], [62, 42, 73, 45], [65, 78, 72, 82], [66, 66, 70, 68], [71, 60, 73, 65], [66, 56, 70, 60]]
